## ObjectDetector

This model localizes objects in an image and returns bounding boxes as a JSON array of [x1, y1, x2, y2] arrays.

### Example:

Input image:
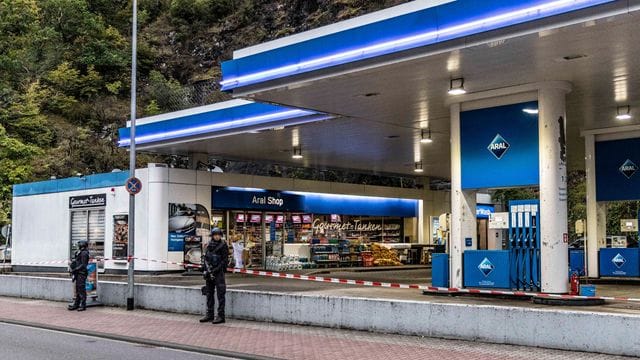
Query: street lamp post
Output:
[[127, 0, 138, 311]]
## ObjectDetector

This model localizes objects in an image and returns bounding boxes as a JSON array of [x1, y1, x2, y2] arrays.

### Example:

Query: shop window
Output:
[[70, 209, 105, 259]]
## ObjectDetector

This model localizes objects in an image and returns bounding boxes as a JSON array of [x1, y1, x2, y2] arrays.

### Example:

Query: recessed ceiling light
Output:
[[448, 78, 466, 95], [420, 129, 433, 143], [616, 105, 632, 120], [292, 146, 303, 159]]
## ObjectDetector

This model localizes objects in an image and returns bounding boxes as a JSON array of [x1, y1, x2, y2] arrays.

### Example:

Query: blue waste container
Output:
[[569, 249, 585, 276], [432, 253, 449, 287]]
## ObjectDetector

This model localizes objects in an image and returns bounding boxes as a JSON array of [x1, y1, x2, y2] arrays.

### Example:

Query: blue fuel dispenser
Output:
[[508, 200, 541, 291]]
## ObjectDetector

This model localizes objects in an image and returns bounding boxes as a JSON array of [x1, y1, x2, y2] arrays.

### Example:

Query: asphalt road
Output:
[[0, 322, 237, 360]]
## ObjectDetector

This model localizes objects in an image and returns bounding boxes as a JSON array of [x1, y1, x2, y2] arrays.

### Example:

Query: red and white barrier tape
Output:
[[8, 257, 200, 268], [229, 268, 426, 289], [9, 258, 640, 303], [421, 286, 640, 303], [231, 268, 640, 303]]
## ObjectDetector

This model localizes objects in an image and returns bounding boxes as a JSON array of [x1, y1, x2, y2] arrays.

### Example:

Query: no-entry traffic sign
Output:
[[125, 177, 142, 195]]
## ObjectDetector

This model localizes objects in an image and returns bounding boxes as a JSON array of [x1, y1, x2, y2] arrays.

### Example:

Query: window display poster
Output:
[[168, 203, 210, 252], [211, 213, 224, 229], [86, 261, 98, 298], [112, 215, 128, 259], [183, 235, 202, 269]]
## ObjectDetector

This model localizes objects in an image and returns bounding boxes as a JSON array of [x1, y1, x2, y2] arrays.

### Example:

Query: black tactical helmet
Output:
[[78, 240, 88, 249], [210, 227, 223, 236]]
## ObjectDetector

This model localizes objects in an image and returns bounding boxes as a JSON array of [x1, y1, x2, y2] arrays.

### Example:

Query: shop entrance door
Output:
[[228, 211, 287, 269]]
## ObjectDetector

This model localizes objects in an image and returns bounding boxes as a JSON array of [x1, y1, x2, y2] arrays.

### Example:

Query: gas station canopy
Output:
[[120, 0, 640, 179]]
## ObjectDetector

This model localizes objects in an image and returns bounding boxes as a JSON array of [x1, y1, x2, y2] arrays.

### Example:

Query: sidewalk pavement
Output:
[[0, 296, 627, 360]]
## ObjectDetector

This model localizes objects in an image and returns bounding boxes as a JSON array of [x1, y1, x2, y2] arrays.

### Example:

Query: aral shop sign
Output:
[[312, 219, 383, 232], [251, 195, 284, 207], [69, 194, 107, 209]]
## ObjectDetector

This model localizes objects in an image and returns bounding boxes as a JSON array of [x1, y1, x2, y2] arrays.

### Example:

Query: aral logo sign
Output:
[[612, 253, 626, 269], [478, 257, 495, 277], [487, 134, 510, 160], [619, 159, 638, 179]]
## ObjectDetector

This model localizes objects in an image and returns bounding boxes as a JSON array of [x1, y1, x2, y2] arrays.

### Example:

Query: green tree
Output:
[[147, 70, 193, 111], [1, 82, 53, 148], [567, 170, 587, 240], [38, 0, 129, 79], [0, 124, 42, 224], [491, 187, 539, 208], [170, 0, 234, 24], [144, 100, 162, 116]]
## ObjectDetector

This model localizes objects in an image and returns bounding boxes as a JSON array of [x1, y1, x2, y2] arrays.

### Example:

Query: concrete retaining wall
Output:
[[0, 275, 638, 356]]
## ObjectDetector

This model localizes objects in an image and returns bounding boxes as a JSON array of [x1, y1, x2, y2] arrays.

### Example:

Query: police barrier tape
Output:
[[228, 268, 640, 303], [8, 257, 640, 303]]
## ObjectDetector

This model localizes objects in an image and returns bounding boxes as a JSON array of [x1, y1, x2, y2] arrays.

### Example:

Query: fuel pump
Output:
[[508, 200, 541, 291], [488, 212, 508, 250]]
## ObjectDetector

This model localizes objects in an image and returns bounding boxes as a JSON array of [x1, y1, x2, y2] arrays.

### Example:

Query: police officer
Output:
[[68, 240, 90, 311], [200, 227, 228, 324]]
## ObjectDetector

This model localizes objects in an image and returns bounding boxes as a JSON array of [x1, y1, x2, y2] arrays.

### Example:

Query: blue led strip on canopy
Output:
[[220, 0, 614, 90], [118, 102, 322, 147]]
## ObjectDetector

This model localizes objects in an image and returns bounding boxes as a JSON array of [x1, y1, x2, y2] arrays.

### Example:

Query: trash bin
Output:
[[432, 253, 449, 287]]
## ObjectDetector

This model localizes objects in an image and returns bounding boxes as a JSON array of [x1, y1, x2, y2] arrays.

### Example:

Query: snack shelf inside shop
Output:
[[222, 211, 411, 270]]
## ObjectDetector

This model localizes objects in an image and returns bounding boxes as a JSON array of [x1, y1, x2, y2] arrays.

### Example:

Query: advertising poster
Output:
[[168, 204, 210, 267], [183, 235, 202, 269], [169, 203, 197, 251], [112, 215, 128, 259], [86, 261, 98, 298]]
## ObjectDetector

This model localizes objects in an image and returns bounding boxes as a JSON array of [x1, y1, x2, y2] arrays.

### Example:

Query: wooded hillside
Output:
[[0, 0, 408, 224]]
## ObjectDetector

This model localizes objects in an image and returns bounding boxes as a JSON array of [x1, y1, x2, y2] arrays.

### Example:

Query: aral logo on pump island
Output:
[[612, 253, 626, 269], [619, 159, 638, 179], [487, 134, 510, 160], [478, 257, 495, 277]]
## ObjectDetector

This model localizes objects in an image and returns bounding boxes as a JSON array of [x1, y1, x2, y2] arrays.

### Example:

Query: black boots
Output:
[[68, 302, 86, 311], [199, 314, 215, 323], [199, 313, 225, 324]]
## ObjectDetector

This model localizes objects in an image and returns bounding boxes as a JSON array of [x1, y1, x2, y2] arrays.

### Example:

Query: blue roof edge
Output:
[[13, 171, 130, 197]]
